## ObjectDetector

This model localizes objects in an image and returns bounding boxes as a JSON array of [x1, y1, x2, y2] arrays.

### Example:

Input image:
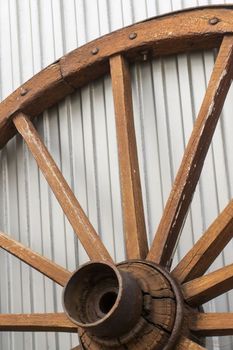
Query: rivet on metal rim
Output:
[[91, 47, 99, 55], [20, 88, 28, 96], [209, 17, 219, 25], [129, 32, 137, 40]]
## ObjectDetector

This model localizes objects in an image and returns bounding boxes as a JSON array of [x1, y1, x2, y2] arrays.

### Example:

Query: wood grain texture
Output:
[[175, 336, 206, 349], [0, 313, 77, 332], [172, 199, 233, 283], [189, 312, 233, 336], [61, 7, 233, 88], [0, 62, 74, 148], [110, 54, 148, 259], [182, 264, 233, 305], [0, 231, 71, 286], [147, 35, 233, 267], [13, 113, 113, 263], [1, 7, 233, 147]]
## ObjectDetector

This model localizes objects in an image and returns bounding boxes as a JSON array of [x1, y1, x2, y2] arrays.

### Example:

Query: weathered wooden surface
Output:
[[0, 6, 233, 348], [0, 313, 77, 332], [0, 63, 74, 148], [175, 336, 206, 349], [147, 35, 233, 267], [13, 113, 113, 263], [61, 7, 233, 88], [189, 312, 233, 336], [110, 54, 148, 259], [0, 231, 71, 286], [1, 7, 233, 147], [79, 260, 182, 350], [182, 264, 233, 305], [172, 199, 233, 283]]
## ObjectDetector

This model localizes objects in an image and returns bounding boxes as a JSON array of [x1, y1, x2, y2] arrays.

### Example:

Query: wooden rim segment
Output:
[[1, 7, 233, 148], [1, 5, 233, 347]]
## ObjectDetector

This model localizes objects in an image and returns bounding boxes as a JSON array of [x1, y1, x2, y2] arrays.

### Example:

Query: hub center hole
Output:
[[99, 291, 117, 314]]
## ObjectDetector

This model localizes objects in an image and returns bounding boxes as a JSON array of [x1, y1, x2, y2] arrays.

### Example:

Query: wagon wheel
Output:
[[1, 5, 233, 350]]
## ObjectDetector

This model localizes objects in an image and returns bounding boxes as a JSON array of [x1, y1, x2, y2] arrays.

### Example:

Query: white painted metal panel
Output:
[[0, 1, 232, 349]]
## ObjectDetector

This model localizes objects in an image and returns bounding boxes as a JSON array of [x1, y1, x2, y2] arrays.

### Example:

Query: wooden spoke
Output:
[[189, 312, 233, 336], [0, 313, 77, 332], [175, 336, 206, 349], [182, 263, 233, 305], [13, 113, 113, 263], [110, 54, 148, 259], [172, 199, 233, 283], [147, 35, 233, 267], [1, 7, 233, 349], [0, 231, 71, 286]]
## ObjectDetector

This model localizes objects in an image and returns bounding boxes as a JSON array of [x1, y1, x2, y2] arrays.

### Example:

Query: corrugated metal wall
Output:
[[0, 0, 233, 349]]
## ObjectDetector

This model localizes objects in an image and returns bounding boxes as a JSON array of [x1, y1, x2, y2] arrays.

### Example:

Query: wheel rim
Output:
[[0, 6, 233, 350]]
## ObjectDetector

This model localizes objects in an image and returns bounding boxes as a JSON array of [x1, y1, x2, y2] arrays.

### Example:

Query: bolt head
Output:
[[129, 32, 137, 40], [20, 88, 28, 96], [91, 47, 99, 55], [209, 17, 219, 25]]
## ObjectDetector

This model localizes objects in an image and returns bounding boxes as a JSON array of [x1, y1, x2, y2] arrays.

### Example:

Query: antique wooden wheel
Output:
[[1, 5, 233, 349]]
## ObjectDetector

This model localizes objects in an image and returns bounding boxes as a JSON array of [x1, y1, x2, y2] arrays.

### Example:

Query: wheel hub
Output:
[[63, 260, 184, 349]]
